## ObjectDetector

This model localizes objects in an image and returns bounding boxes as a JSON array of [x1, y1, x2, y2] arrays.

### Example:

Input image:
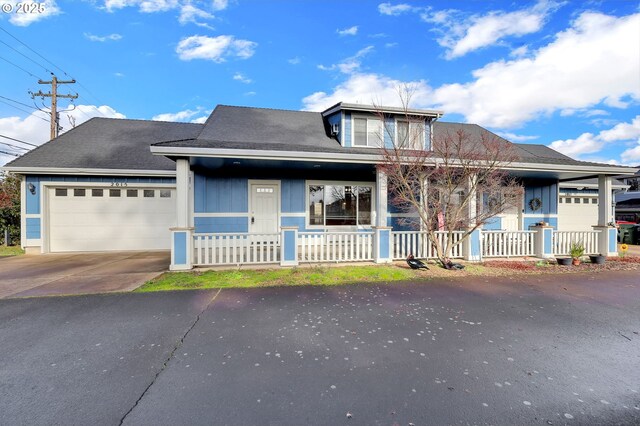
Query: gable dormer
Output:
[[321, 102, 444, 150]]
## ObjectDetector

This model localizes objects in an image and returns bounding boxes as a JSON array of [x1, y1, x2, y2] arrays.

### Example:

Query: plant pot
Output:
[[589, 255, 606, 265], [556, 257, 572, 266], [572, 258, 581, 266]]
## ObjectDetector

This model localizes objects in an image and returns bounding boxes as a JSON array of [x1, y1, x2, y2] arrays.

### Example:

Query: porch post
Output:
[[532, 225, 554, 258], [376, 167, 388, 228], [462, 175, 481, 261], [280, 226, 299, 266], [170, 158, 194, 271], [593, 175, 617, 256], [373, 226, 392, 263]]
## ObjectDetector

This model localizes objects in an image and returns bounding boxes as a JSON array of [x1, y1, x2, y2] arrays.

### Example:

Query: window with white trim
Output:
[[396, 119, 425, 150], [308, 184, 373, 226], [353, 117, 383, 147]]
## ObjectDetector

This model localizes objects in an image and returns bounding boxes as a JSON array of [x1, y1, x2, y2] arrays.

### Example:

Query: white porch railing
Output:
[[482, 230, 535, 258], [392, 231, 464, 260], [553, 231, 600, 255], [298, 232, 374, 262], [193, 233, 280, 266]]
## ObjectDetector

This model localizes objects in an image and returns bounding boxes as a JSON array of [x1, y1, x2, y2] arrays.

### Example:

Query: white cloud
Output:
[[510, 45, 529, 57], [302, 11, 640, 131], [550, 115, 640, 161], [378, 2, 417, 16], [190, 115, 208, 124], [211, 0, 227, 11], [8, 0, 61, 26], [233, 73, 252, 84], [288, 57, 301, 65], [104, 0, 179, 13], [427, 0, 561, 59], [430, 12, 640, 128], [176, 35, 257, 62], [0, 105, 125, 166], [152, 107, 212, 123], [178, 4, 214, 27], [103, 0, 225, 27], [244, 91, 256, 96], [318, 46, 374, 74], [496, 132, 539, 142], [337, 26, 358, 36], [152, 108, 200, 122], [302, 73, 431, 111], [114, 72, 125, 77], [84, 32, 123, 42]]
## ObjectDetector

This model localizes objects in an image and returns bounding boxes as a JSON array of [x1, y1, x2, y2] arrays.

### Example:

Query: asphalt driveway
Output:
[[0, 271, 638, 425], [0, 251, 170, 299]]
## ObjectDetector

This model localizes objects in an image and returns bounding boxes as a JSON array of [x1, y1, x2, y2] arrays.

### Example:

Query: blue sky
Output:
[[0, 0, 638, 166]]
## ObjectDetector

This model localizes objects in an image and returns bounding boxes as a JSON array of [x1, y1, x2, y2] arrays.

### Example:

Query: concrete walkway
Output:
[[0, 251, 170, 299]]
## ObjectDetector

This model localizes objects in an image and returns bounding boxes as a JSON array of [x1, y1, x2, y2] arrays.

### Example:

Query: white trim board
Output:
[[194, 212, 250, 217], [3, 167, 176, 177]]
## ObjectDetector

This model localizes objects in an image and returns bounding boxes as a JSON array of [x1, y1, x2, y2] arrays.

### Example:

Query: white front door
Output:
[[250, 183, 279, 234]]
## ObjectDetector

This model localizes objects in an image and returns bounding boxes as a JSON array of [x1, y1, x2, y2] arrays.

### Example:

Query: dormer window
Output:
[[353, 116, 383, 147], [396, 119, 426, 150]]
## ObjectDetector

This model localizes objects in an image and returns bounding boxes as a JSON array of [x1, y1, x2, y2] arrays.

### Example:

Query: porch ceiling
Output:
[[189, 157, 377, 180]]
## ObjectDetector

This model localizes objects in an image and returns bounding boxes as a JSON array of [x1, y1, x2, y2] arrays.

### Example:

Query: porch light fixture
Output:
[[28, 183, 36, 195]]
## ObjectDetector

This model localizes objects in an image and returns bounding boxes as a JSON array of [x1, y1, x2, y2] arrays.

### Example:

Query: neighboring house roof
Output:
[[4, 118, 203, 172], [559, 177, 628, 189]]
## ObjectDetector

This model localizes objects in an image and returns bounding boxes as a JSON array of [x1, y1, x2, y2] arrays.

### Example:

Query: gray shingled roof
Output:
[[154, 105, 371, 154], [6, 105, 634, 173], [5, 118, 203, 171]]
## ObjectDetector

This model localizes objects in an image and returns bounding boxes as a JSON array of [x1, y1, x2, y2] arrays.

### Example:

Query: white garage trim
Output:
[[42, 182, 177, 253]]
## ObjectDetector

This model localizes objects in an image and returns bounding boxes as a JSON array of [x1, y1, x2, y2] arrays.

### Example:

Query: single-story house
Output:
[[3, 103, 637, 269]]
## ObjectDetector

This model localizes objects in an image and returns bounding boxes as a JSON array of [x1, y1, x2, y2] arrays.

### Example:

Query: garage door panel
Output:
[[49, 187, 176, 252]]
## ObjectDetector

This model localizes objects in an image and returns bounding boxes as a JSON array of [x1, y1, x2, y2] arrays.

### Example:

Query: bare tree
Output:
[[375, 89, 523, 265]]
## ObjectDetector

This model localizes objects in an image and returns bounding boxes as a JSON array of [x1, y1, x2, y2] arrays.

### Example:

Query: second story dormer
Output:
[[321, 102, 444, 150]]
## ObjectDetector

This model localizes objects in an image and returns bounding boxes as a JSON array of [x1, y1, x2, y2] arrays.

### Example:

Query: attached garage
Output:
[[47, 185, 176, 252], [558, 194, 598, 231]]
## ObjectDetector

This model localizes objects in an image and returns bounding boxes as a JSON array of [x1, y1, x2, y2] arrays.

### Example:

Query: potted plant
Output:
[[589, 254, 606, 264], [569, 241, 585, 266]]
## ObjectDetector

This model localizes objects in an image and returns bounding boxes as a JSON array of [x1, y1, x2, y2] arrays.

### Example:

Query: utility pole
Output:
[[30, 75, 78, 140]]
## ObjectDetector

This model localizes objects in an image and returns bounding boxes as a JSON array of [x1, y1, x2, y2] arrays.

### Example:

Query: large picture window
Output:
[[308, 184, 373, 227]]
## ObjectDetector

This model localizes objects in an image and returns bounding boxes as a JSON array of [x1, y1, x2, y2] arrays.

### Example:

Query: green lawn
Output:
[[135, 265, 426, 292], [0, 246, 24, 257]]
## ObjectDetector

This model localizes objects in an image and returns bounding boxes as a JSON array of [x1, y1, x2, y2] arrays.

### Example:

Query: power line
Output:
[[0, 149, 19, 157], [0, 99, 50, 123], [0, 24, 113, 120], [0, 94, 39, 110], [0, 133, 38, 147], [0, 140, 28, 151], [0, 55, 40, 78], [0, 39, 51, 75], [0, 25, 70, 78]]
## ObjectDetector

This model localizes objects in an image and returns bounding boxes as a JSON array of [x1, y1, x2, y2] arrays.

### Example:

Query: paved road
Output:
[[0, 271, 638, 425]]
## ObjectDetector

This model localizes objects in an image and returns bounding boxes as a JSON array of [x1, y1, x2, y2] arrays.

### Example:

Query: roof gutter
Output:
[[150, 146, 638, 176], [1, 166, 176, 177]]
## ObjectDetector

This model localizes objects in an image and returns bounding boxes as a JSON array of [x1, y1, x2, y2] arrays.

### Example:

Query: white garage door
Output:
[[558, 195, 598, 231], [48, 186, 176, 252]]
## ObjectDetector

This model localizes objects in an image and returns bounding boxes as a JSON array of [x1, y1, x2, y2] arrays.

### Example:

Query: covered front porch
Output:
[[167, 156, 622, 271]]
